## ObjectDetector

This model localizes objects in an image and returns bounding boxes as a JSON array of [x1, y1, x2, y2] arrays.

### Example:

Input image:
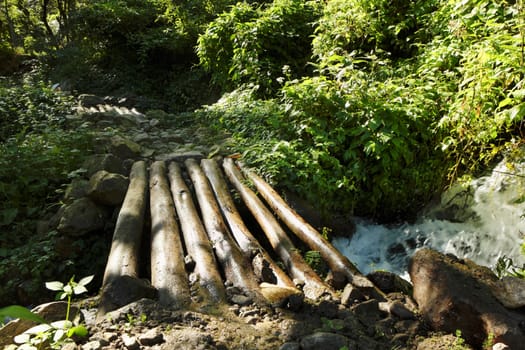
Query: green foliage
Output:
[[3, 275, 92, 349], [495, 256, 525, 279], [198, 0, 525, 220], [197, 0, 321, 95]]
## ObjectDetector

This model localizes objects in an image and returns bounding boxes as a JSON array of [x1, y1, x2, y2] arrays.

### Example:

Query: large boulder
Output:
[[88, 170, 129, 206], [56, 198, 109, 236], [409, 248, 525, 349], [108, 135, 141, 160]]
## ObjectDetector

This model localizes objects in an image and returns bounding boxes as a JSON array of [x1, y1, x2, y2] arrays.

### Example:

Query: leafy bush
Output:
[[0, 78, 97, 306], [197, 0, 321, 95], [198, 0, 525, 221]]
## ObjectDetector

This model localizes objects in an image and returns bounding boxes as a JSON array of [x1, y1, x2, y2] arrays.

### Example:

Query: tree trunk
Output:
[[40, 0, 57, 47], [168, 162, 226, 305], [149, 161, 191, 309], [101, 160, 148, 287], [185, 158, 266, 304], [3, 0, 18, 48], [200, 158, 296, 290], [238, 162, 372, 290], [223, 158, 334, 300]]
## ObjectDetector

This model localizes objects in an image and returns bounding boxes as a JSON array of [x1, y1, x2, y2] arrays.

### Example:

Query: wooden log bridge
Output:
[[97, 157, 380, 319]]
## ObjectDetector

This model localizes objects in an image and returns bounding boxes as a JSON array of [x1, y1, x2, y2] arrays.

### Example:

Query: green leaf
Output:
[[0, 305, 47, 324], [67, 325, 88, 338], [73, 285, 88, 295], [45, 281, 64, 291], [0, 208, 18, 226], [78, 275, 94, 287]]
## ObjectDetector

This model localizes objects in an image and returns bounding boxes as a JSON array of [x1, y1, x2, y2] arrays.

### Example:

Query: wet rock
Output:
[[83, 154, 127, 177], [367, 270, 413, 295], [299, 332, 356, 350], [88, 170, 129, 206], [231, 294, 252, 306], [57, 198, 109, 236], [409, 248, 525, 349]]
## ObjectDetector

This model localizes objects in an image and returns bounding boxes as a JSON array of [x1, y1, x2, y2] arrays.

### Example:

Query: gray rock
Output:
[[340, 283, 365, 306], [279, 342, 300, 350], [97, 277, 158, 319], [155, 151, 204, 162], [138, 328, 164, 346], [78, 94, 105, 108], [367, 270, 413, 295], [83, 154, 127, 177], [88, 170, 129, 206], [122, 333, 140, 350], [378, 300, 415, 320], [300, 332, 355, 350], [64, 178, 90, 203], [231, 294, 252, 306], [57, 198, 108, 236], [492, 276, 525, 309], [82, 340, 104, 350], [108, 135, 141, 160]]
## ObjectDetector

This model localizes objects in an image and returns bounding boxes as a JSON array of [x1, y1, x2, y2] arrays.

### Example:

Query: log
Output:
[[149, 161, 191, 308], [223, 158, 334, 300], [101, 160, 148, 287], [168, 162, 226, 305], [98, 161, 149, 320], [238, 161, 368, 290], [200, 159, 296, 290], [184, 158, 265, 304]]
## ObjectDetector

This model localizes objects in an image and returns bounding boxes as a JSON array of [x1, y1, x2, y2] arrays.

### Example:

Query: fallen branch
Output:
[[149, 161, 191, 308], [200, 159, 296, 290], [238, 161, 370, 290], [223, 158, 334, 300], [185, 158, 265, 304], [168, 162, 226, 305]]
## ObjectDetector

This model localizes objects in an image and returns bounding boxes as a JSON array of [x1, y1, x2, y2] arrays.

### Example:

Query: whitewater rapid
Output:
[[333, 156, 525, 278]]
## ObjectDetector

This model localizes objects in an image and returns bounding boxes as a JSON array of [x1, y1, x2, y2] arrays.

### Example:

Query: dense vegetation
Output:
[[1, 0, 524, 305]]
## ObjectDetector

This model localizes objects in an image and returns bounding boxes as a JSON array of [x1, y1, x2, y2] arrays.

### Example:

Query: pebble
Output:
[[122, 333, 140, 350], [138, 328, 164, 346]]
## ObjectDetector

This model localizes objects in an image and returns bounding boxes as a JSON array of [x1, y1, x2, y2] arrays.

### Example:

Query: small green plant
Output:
[[2, 275, 94, 349], [318, 317, 345, 332], [495, 256, 525, 279]]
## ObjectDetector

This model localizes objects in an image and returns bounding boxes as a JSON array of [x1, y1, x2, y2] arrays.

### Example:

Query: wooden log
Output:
[[200, 158, 296, 290], [238, 161, 370, 290], [102, 160, 148, 287], [223, 158, 334, 300], [149, 161, 191, 308], [168, 162, 226, 305], [184, 158, 265, 304]]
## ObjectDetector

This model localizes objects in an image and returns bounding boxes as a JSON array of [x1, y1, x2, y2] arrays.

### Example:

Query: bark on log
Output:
[[102, 160, 148, 287], [238, 162, 370, 290], [149, 161, 191, 308], [98, 161, 148, 320], [184, 158, 265, 304], [168, 162, 226, 305], [223, 158, 334, 300], [200, 159, 296, 290]]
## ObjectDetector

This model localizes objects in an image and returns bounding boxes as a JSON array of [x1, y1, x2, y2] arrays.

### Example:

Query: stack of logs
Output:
[[97, 157, 381, 318]]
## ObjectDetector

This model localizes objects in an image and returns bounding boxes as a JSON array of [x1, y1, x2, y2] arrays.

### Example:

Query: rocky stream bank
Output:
[[1, 95, 524, 349]]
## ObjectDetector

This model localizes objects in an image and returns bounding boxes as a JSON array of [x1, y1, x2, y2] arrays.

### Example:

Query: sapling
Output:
[[0, 275, 94, 349]]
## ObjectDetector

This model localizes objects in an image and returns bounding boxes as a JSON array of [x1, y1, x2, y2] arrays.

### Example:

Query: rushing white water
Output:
[[333, 156, 525, 278]]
